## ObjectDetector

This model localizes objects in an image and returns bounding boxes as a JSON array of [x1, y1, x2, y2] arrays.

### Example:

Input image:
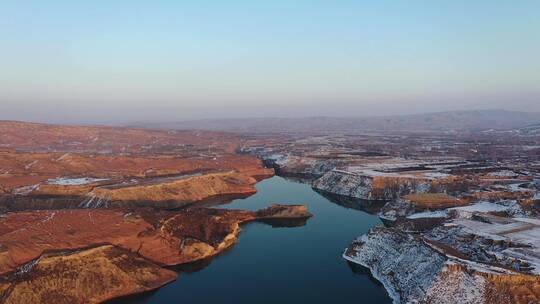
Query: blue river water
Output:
[[116, 176, 391, 303]]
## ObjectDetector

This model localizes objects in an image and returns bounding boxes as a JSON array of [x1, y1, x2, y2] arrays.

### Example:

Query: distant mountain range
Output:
[[133, 110, 540, 134]]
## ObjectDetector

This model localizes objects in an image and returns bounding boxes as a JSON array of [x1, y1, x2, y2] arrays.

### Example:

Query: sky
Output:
[[1, 0, 539, 123]]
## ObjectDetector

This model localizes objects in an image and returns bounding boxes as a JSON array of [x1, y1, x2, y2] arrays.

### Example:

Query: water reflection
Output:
[[313, 189, 388, 214], [257, 217, 309, 228], [173, 256, 214, 273], [346, 261, 386, 288]]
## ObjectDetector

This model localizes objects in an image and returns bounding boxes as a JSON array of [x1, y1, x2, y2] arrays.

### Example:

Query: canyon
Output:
[[2, 117, 540, 303]]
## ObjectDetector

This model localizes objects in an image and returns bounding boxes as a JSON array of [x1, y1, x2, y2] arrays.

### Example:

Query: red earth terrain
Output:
[[0, 121, 301, 303], [0, 205, 311, 303], [0, 121, 273, 211]]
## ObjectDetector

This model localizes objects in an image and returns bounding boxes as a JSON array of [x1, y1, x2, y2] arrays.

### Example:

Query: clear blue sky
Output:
[[1, 1, 539, 123]]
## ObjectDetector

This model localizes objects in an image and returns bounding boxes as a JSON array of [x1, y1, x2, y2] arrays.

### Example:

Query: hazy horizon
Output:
[[1, 1, 539, 124]]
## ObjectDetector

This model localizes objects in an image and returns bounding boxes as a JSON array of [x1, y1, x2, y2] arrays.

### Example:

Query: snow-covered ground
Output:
[[46, 177, 109, 186], [486, 170, 518, 178], [407, 210, 448, 219], [423, 172, 452, 179], [343, 227, 446, 304], [450, 201, 509, 213], [450, 216, 540, 275]]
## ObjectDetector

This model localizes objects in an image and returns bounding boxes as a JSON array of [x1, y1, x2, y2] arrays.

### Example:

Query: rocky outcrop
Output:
[[0, 245, 177, 304], [312, 170, 434, 200], [264, 155, 343, 178], [313, 170, 380, 200], [312, 165, 467, 201]]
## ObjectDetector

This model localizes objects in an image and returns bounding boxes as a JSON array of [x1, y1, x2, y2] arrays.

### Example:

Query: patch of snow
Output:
[[47, 177, 108, 186], [407, 210, 448, 219], [78, 194, 109, 208], [514, 217, 540, 225], [486, 170, 518, 178], [16, 255, 44, 275], [450, 201, 509, 213], [507, 183, 530, 192], [423, 172, 452, 179]]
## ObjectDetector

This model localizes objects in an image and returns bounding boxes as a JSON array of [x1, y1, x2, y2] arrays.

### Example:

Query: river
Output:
[[115, 176, 391, 303]]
